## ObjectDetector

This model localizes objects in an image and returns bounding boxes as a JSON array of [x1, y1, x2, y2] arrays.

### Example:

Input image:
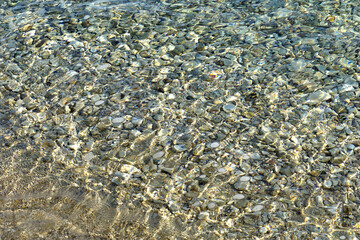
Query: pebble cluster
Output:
[[1, 0, 360, 239]]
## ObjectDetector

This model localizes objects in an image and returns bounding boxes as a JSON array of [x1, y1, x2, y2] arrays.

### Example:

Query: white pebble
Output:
[[233, 194, 245, 200], [291, 136, 299, 145], [33, 133, 41, 138], [250, 153, 261, 160], [120, 164, 141, 174], [91, 95, 101, 102], [153, 151, 165, 159], [218, 168, 226, 173], [84, 152, 95, 161], [112, 117, 125, 124], [305, 91, 331, 105], [252, 204, 264, 212], [131, 117, 142, 125], [234, 149, 244, 158], [130, 129, 141, 137], [240, 176, 251, 182], [324, 179, 332, 188], [97, 63, 110, 70], [198, 211, 209, 220], [210, 142, 220, 148], [95, 100, 104, 106], [167, 93, 176, 99], [226, 96, 238, 102], [208, 202, 217, 209], [174, 145, 187, 152], [223, 103, 236, 113]]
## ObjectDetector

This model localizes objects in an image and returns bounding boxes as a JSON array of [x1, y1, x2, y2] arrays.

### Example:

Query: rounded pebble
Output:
[[252, 205, 264, 212], [97, 63, 110, 70], [223, 103, 236, 113], [240, 176, 251, 182], [84, 152, 95, 161], [233, 194, 245, 200], [210, 142, 220, 149], [95, 100, 105, 106], [208, 202, 217, 209], [112, 117, 125, 124], [174, 145, 187, 152]]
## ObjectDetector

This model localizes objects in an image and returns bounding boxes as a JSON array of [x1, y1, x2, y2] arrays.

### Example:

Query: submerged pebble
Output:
[[2, 1, 359, 239]]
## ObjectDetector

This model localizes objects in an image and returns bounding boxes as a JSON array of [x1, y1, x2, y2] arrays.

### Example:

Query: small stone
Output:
[[84, 152, 95, 161], [324, 179, 332, 188], [332, 155, 347, 164], [287, 59, 307, 72], [305, 91, 331, 105], [218, 168, 226, 173], [208, 202, 217, 209], [239, 176, 251, 182], [274, 8, 293, 18], [240, 163, 251, 172], [198, 212, 210, 220], [209, 142, 220, 149], [223, 103, 236, 113], [91, 95, 101, 102], [174, 145, 187, 152], [112, 117, 125, 124], [130, 129, 141, 137], [120, 164, 141, 174], [193, 143, 205, 156], [168, 93, 176, 99], [252, 204, 264, 212], [338, 84, 354, 93], [226, 96, 238, 102], [265, 172, 276, 183], [95, 100, 105, 106], [6, 63, 23, 75], [153, 151, 165, 159], [234, 149, 245, 158], [131, 117, 142, 125], [97, 63, 110, 70], [233, 194, 245, 200], [233, 199, 249, 208], [234, 180, 250, 191], [259, 226, 269, 234]]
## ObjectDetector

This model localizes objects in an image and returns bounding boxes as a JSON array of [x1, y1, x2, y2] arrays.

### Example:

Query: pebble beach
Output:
[[1, 0, 360, 239]]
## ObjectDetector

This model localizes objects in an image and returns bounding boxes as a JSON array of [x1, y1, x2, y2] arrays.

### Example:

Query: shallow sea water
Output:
[[1, 0, 360, 239]]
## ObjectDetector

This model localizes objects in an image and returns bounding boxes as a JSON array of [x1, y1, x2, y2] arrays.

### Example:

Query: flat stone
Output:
[[223, 103, 236, 113], [233, 194, 245, 200], [252, 204, 264, 212], [239, 176, 251, 182], [84, 152, 95, 161], [305, 91, 331, 105], [153, 151, 165, 159], [174, 145, 187, 152], [234, 181, 250, 191], [95, 100, 105, 106], [207, 202, 217, 209], [97, 63, 110, 70], [112, 117, 125, 124], [209, 142, 220, 149]]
